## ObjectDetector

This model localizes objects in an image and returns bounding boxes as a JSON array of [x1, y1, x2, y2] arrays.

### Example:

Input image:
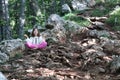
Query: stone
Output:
[[71, 0, 95, 11], [92, 21, 105, 30], [38, 76, 58, 80], [81, 49, 106, 63], [43, 14, 66, 43], [45, 61, 63, 69], [109, 57, 120, 73], [88, 30, 110, 38], [65, 20, 89, 39], [98, 67, 105, 73], [71, 0, 88, 11], [86, 0, 96, 7], [0, 72, 8, 80], [100, 38, 120, 54], [0, 39, 25, 57], [0, 51, 9, 63], [62, 4, 71, 14]]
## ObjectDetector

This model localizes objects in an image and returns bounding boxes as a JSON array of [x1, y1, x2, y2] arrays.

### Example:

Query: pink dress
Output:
[[25, 36, 47, 49]]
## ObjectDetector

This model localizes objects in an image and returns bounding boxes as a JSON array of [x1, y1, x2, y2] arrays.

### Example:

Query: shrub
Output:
[[106, 7, 120, 28], [63, 13, 90, 27]]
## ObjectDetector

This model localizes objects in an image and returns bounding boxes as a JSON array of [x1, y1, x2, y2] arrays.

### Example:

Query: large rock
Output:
[[88, 30, 110, 38], [85, 0, 96, 7], [64, 20, 89, 40], [62, 4, 71, 14], [71, 0, 95, 11], [0, 72, 8, 80], [43, 14, 89, 43], [100, 38, 120, 54], [65, 20, 88, 33], [43, 14, 66, 43], [71, 0, 88, 11], [108, 57, 120, 73], [81, 49, 106, 60], [0, 51, 9, 63], [0, 39, 25, 57]]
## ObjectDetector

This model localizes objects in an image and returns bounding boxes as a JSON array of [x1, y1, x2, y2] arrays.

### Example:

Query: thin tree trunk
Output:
[[18, 0, 25, 39], [41, 0, 47, 23], [30, 0, 42, 17], [0, 0, 2, 41], [51, 0, 57, 14], [3, 0, 12, 40]]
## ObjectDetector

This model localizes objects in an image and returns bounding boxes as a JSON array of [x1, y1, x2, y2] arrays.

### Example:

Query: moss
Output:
[[91, 8, 110, 17], [112, 26, 120, 31], [62, 13, 90, 27], [106, 7, 120, 27]]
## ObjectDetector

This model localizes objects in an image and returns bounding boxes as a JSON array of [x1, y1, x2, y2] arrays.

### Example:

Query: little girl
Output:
[[25, 28, 47, 49]]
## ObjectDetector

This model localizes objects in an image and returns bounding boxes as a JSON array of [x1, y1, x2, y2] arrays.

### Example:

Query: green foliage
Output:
[[106, 7, 120, 28], [14, 53, 23, 59], [104, 0, 120, 8], [112, 26, 120, 31], [1, 0, 120, 40], [101, 34, 110, 38], [91, 0, 120, 17], [91, 8, 110, 17], [63, 13, 90, 27]]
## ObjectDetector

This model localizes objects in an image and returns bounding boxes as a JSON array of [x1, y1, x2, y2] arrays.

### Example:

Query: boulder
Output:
[[81, 49, 106, 64], [65, 20, 88, 33], [43, 14, 66, 43], [0, 39, 25, 57], [45, 61, 63, 69], [88, 30, 110, 38], [71, 0, 95, 11], [100, 38, 120, 54], [91, 21, 105, 30], [64, 20, 89, 39], [71, 0, 88, 11], [62, 4, 71, 14], [85, 0, 96, 7], [0, 51, 9, 63], [0, 72, 8, 80], [108, 57, 120, 73]]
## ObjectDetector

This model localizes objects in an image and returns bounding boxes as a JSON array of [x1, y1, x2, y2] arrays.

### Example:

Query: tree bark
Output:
[[2, 0, 12, 40], [18, 0, 25, 39], [30, 0, 42, 17]]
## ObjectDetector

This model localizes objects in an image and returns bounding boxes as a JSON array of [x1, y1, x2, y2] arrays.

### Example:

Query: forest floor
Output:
[[1, 5, 120, 80], [1, 37, 120, 80]]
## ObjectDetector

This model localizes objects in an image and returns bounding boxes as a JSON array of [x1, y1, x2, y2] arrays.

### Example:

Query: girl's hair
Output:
[[31, 28, 40, 37]]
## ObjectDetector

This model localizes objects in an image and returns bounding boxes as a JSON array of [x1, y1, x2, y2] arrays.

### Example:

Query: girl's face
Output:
[[33, 29, 38, 36]]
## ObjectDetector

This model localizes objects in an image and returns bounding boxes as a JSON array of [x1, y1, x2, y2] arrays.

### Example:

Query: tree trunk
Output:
[[41, 0, 47, 23], [18, 0, 25, 39], [2, 0, 12, 40], [51, 0, 57, 14], [30, 0, 42, 17], [0, 0, 2, 41]]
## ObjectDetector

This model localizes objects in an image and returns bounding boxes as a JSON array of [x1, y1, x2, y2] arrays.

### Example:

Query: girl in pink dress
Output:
[[25, 28, 47, 49]]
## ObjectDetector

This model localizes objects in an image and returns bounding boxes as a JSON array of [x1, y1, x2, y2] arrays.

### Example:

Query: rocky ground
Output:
[[1, 30, 120, 80], [1, 1, 120, 79]]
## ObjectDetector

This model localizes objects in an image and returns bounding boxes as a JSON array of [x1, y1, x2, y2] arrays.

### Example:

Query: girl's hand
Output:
[[24, 34, 29, 39]]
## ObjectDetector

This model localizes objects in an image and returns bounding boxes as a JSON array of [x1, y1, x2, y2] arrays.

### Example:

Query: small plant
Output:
[[91, 8, 110, 17], [106, 7, 120, 27], [63, 13, 90, 27], [14, 53, 23, 59], [112, 26, 120, 31], [101, 34, 110, 38]]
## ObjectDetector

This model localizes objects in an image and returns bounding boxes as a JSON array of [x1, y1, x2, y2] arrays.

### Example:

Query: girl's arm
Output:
[[24, 34, 29, 39]]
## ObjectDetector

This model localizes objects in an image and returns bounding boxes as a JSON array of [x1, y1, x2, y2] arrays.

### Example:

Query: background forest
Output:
[[1, 0, 120, 80], [0, 0, 120, 41]]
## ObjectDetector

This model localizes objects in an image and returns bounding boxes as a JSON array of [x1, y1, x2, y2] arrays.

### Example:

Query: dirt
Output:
[[0, 37, 119, 80]]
